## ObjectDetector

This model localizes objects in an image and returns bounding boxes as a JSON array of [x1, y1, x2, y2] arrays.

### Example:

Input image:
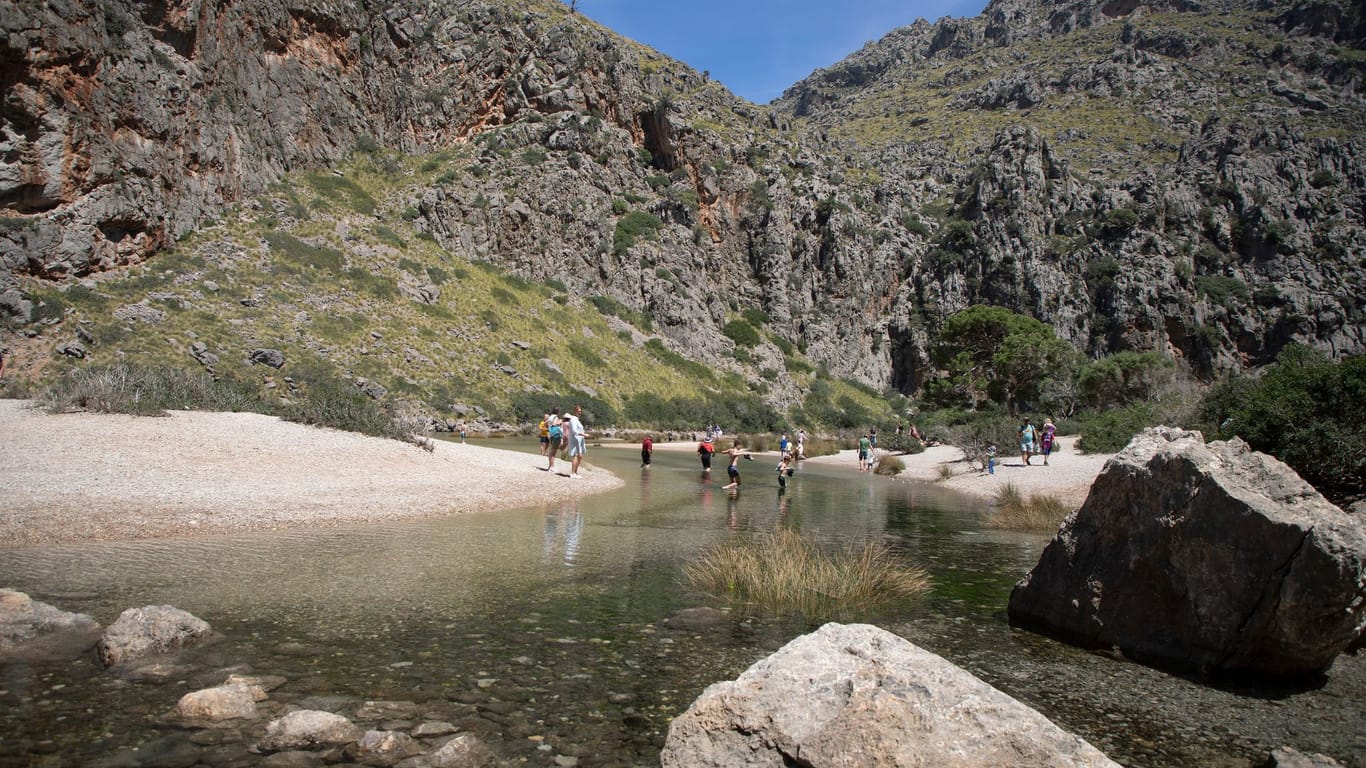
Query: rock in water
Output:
[[1009, 427, 1366, 680], [0, 589, 101, 663], [97, 605, 212, 667], [660, 622, 1118, 768]]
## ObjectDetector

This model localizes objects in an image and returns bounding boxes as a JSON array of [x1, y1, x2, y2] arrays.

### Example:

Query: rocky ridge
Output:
[[1, 0, 1361, 408]]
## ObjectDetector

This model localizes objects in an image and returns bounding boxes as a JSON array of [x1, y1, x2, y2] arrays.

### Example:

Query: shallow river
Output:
[[1, 441, 1361, 767]]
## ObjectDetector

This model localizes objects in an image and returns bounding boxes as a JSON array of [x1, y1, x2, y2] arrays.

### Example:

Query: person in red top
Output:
[[641, 434, 654, 468], [698, 437, 714, 472]]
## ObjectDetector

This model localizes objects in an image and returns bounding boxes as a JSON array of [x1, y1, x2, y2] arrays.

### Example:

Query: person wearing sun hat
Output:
[[564, 405, 588, 478]]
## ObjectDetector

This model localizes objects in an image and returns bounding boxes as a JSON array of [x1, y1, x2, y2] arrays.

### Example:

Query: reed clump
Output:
[[874, 453, 905, 475], [684, 528, 930, 623], [987, 483, 1072, 531]]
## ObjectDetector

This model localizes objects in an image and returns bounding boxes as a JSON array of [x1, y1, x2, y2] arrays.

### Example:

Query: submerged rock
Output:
[[0, 588, 101, 663], [259, 710, 364, 753], [97, 605, 212, 667], [660, 622, 1118, 767], [1009, 427, 1366, 680], [176, 682, 259, 721]]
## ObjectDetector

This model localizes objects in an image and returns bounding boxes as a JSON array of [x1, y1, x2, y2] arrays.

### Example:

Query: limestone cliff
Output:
[[1, 0, 1361, 400]]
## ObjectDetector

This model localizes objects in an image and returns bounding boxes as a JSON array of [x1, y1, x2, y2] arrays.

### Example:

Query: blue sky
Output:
[[572, 0, 989, 103]]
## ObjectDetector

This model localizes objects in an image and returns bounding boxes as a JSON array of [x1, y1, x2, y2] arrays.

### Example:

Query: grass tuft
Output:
[[684, 528, 930, 625], [987, 483, 1072, 531], [874, 453, 905, 475]]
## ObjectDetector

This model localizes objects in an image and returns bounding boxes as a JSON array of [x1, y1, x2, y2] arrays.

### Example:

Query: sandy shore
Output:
[[650, 435, 1112, 507], [0, 399, 622, 548], [799, 436, 1111, 506]]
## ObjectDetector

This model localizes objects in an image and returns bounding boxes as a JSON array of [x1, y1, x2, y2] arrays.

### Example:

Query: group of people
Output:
[[694, 434, 798, 491], [536, 405, 589, 478], [1017, 416, 1057, 466]]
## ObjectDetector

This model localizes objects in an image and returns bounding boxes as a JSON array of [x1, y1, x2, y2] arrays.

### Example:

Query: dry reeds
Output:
[[874, 453, 905, 475], [683, 528, 930, 623], [987, 483, 1073, 531]]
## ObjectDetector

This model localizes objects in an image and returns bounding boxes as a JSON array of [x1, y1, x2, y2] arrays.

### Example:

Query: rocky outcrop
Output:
[[660, 622, 1119, 767], [1008, 427, 1366, 680], [96, 604, 212, 667], [0, 588, 101, 663]]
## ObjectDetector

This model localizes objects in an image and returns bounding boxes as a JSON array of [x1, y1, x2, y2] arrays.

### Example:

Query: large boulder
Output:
[[96, 605, 212, 667], [660, 622, 1118, 768], [1009, 427, 1366, 680], [0, 588, 101, 663]]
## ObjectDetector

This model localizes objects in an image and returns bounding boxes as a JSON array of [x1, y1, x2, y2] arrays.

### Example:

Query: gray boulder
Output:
[[1009, 427, 1366, 680], [0, 588, 101, 663], [660, 622, 1118, 768], [96, 605, 212, 667], [249, 348, 286, 368], [259, 710, 364, 753]]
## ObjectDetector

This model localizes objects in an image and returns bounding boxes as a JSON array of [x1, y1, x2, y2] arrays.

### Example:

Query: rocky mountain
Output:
[[1, 0, 1361, 418]]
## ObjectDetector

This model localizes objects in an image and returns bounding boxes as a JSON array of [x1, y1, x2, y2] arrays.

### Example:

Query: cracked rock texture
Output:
[[1008, 426, 1366, 680]]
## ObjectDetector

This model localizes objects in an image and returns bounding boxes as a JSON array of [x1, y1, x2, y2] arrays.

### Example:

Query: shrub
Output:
[[613, 211, 663, 256], [721, 318, 761, 348], [1072, 403, 1158, 454], [38, 364, 262, 416], [1199, 345, 1365, 502], [683, 528, 930, 625]]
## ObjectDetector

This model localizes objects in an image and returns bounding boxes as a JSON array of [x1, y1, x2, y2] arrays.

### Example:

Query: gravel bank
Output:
[[0, 399, 622, 548], [800, 436, 1112, 507]]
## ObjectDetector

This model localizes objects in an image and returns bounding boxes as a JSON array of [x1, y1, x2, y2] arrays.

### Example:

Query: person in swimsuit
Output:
[[721, 440, 750, 490]]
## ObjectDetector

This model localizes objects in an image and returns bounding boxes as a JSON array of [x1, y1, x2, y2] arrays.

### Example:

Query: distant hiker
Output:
[[1019, 417, 1038, 466], [1041, 418, 1057, 465], [641, 434, 653, 468], [858, 433, 872, 472], [869, 426, 878, 448], [698, 436, 715, 472]]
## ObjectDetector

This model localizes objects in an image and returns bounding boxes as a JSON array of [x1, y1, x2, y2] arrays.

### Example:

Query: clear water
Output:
[[1, 442, 1361, 767]]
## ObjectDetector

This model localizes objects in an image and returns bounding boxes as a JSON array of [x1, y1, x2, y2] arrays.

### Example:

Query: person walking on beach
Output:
[[1040, 417, 1057, 465], [698, 436, 715, 472], [641, 434, 653, 468], [538, 413, 552, 458], [565, 405, 587, 478], [1018, 417, 1038, 466], [721, 439, 750, 490], [858, 433, 872, 472], [546, 414, 564, 473]]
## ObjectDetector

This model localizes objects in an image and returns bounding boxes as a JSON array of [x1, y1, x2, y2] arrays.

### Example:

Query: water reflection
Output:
[[541, 500, 583, 567]]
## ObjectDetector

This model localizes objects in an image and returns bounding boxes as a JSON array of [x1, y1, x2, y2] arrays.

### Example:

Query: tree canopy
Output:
[[929, 305, 1077, 414]]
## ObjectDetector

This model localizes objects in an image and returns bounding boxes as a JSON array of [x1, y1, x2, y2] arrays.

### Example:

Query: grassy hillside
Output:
[[7, 145, 892, 433]]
